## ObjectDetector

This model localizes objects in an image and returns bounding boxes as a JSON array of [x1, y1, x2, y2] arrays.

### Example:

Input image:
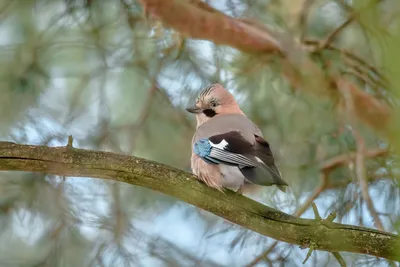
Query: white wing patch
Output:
[[209, 139, 228, 149], [255, 157, 263, 163]]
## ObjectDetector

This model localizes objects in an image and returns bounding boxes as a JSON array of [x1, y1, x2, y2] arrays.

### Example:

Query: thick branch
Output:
[[0, 142, 399, 261], [140, 0, 281, 53]]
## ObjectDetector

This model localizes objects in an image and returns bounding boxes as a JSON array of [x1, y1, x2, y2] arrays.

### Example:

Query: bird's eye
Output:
[[210, 101, 218, 107]]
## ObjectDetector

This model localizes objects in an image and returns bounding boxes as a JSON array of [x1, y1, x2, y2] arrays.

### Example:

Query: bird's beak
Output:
[[186, 106, 203, 114]]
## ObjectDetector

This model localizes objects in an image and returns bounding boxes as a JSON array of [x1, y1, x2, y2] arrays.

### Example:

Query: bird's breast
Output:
[[191, 153, 223, 190]]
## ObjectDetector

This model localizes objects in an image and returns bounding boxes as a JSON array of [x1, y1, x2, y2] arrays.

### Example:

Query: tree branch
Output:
[[139, 0, 281, 53], [351, 130, 385, 231], [138, 0, 393, 140], [0, 141, 399, 261], [320, 148, 388, 173], [318, 14, 355, 50], [298, 0, 315, 41]]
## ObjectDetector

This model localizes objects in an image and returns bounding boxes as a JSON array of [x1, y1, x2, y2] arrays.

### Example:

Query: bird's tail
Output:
[[258, 164, 289, 193], [240, 163, 289, 192]]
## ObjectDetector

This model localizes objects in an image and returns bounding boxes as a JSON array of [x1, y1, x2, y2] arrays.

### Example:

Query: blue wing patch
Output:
[[193, 138, 222, 165], [194, 137, 255, 167], [193, 138, 212, 157]]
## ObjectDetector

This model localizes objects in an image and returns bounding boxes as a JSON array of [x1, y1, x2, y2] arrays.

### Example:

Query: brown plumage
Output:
[[186, 84, 288, 194]]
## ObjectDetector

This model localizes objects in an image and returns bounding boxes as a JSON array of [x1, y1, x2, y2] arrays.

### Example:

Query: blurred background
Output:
[[0, 0, 399, 266]]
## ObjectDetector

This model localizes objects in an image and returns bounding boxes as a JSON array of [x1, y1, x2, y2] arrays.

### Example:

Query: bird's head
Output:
[[186, 83, 243, 126]]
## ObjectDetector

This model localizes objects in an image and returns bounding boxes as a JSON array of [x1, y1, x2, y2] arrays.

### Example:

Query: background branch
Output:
[[352, 129, 385, 231], [139, 0, 393, 141]]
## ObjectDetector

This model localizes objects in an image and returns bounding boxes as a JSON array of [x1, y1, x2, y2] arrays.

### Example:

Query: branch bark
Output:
[[140, 0, 282, 53], [0, 141, 399, 261]]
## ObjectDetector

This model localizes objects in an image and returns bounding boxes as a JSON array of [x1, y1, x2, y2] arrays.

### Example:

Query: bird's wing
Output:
[[193, 131, 288, 188], [194, 131, 258, 167], [239, 134, 288, 188]]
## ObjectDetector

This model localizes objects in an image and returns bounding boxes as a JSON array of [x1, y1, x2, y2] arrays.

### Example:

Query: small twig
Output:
[[351, 129, 384, 231], [339, 47, 388, 86], [306, 203, 347, 266], [342, 69, 382, 97], [342, 57, 388, 89], [338, 80, 385, 231], [298, 0, 315, 41], [332, 252, 347, 267], [66, 135, 74, 149], [302, 245, 315, 264], [320, 148, 388, 173], [319, 14, 355, 50], [311, 202, 321, 220], [113, 182, 126, 243], [326, 211, 337, 222], [294, 173, 328, 216], [303, 39, 387, 85], [341, 60, 390, 105]]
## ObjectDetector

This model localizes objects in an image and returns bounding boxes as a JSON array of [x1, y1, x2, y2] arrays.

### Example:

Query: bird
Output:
[[186, 83, 288, 194]]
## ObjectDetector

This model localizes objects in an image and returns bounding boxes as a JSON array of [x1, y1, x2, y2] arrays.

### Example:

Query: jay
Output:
[[186, 83, 288, 194]]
